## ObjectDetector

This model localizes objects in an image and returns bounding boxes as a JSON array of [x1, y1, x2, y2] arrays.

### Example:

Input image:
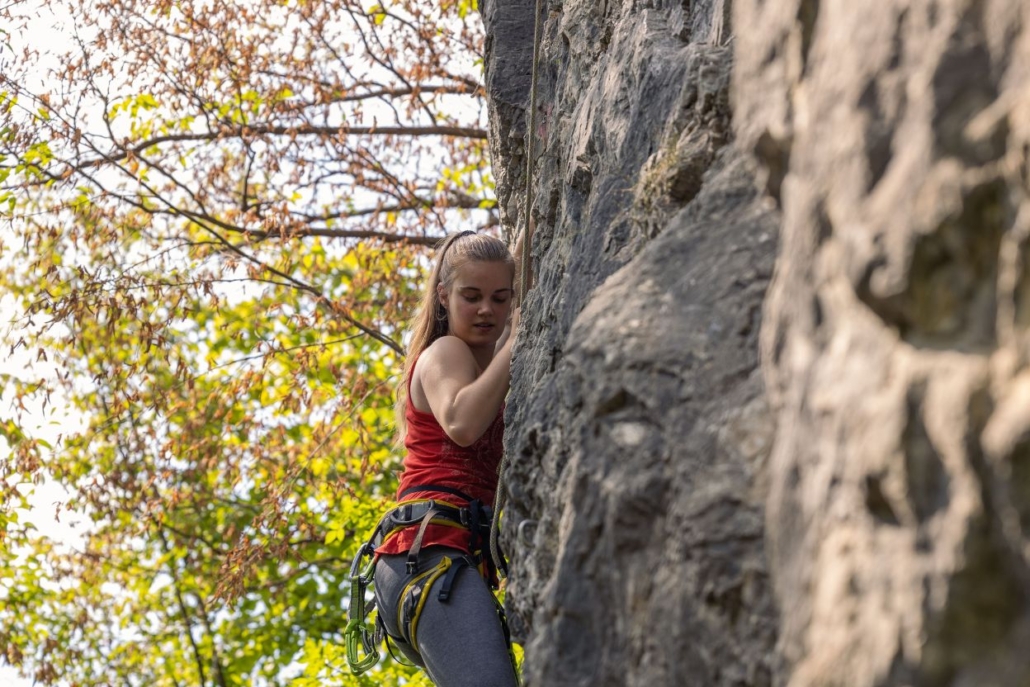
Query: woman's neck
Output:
[[469, 345, 493, 374]]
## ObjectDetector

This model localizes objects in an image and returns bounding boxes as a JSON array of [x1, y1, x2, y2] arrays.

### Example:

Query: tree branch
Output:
[[76, 123, 488, 171]]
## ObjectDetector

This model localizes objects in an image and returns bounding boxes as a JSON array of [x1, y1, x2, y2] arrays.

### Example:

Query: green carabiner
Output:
[[346, 549, 380, 674]]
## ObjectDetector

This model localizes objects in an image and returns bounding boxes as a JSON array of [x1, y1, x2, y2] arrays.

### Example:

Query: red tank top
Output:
[[375, 354, 505, 557]]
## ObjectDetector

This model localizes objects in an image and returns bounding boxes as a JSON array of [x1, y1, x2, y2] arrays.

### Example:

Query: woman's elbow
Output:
[[444, 423, 480, 447]]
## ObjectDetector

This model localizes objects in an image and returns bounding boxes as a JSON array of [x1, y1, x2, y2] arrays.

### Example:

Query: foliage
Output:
[[0, 0, 495, 684]]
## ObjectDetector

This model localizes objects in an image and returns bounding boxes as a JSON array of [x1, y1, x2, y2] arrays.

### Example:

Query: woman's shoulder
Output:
[[421, 335, 473, 361], [415, 336, 476, 379], [410, 337, 479, 414]]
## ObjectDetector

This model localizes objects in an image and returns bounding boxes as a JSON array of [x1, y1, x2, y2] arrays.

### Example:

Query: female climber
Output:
[[369, 230, 521, 687]]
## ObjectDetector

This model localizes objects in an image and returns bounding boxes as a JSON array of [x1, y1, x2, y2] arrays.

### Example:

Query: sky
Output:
[[1, 291, 86, 685], [2, 4, 85, 684]]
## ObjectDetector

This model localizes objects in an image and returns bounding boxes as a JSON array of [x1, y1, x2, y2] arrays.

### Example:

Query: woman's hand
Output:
[[511, 230, 532, 295], [494, 306, 521, 355]]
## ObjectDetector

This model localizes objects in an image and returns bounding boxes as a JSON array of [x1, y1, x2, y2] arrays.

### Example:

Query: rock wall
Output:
[[483, 0, 1030, 684], [734, 1, 1030, 685], [481, 0, 780, 685]]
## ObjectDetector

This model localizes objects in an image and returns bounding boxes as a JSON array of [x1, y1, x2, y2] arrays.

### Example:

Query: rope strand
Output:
[[491, 0, 545, 578]]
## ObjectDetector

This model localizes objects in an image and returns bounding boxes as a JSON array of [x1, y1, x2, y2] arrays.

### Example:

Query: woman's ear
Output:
[[436, 282, 448, 309]]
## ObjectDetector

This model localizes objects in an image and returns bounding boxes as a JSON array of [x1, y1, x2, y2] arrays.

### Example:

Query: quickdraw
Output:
[[345, 542, 382, 673]]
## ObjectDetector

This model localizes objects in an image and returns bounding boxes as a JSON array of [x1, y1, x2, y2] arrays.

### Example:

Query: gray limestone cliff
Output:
[[482, 0, 779, 685], [735, 0, 1030, 685], [480, 0, 1030, 685]]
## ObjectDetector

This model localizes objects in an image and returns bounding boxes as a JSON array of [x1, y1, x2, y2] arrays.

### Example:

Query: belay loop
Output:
[[345, 542, 381, 674]]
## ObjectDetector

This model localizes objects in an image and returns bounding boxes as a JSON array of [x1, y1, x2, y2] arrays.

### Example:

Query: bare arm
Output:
[[418, 332, 516, 447]]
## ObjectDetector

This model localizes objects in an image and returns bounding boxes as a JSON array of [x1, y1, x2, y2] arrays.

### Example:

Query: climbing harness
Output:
[[490, 0, 547, 581], [345, 487, 514, 676]]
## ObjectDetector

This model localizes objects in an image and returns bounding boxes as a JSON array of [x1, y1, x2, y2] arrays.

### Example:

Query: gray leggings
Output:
[[374, 546, 518, 687]]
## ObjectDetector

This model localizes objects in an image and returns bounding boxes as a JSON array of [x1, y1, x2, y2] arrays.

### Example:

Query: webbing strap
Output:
[[406, 504, 445, 574], [437, 555, 472, 602], [400, 556, 453, 649], [466, 499, 482, 552], [399, 483, 476, 502]]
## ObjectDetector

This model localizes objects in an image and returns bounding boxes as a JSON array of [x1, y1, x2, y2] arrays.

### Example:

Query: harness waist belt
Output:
[[370, 499, 492, 552]]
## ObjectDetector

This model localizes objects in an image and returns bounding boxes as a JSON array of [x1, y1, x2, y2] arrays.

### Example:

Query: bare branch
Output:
[[75, 124, 488, 171]]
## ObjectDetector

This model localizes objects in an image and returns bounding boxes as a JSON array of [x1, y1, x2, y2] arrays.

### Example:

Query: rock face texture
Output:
[[483, 0, 1030, 685], [481, 0, 780, 685], [733, 1, 1030, 685]]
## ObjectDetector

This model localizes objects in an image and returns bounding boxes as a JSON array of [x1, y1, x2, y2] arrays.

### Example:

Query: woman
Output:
[[371, 230, 520, 687]]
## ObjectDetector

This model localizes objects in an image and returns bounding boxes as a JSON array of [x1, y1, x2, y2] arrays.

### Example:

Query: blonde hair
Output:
[[395, 231, 515, 439]]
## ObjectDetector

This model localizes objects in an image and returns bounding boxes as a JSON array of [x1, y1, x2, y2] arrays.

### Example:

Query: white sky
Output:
[[2, 3, 86, 682], [0, 293, 86, 685]]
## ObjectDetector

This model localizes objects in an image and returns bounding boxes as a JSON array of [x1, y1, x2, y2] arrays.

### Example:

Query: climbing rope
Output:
[[518, 0, 544, 305], [490, 0, 546, 578]]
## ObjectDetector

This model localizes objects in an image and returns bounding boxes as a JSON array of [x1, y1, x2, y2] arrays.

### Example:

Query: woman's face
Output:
[[439, 260, 514, 351]]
